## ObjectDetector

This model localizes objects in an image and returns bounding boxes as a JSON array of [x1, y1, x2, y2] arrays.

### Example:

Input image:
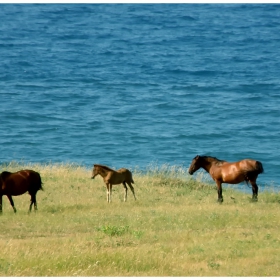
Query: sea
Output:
[[1, 4, 280, 190]]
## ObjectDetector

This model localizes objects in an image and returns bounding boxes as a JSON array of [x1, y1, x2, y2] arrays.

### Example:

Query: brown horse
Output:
[[188, 155, 264, 202], [91, 164, 136, 203], [0, 170, 43, 213]]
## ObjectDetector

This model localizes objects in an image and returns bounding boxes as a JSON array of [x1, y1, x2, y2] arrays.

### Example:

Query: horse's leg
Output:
[[29, 198, 33, 212], [127, 182, 136, 201], [106, 184, 110, 203], [216, 181, 223, 203], [34, 194, 38, 210], [29, 193, 37, 212], [7, 195, 17, 213], [123, 182, 128, 202], [250, 179, 258, 201], [109, 184, 112, 203]]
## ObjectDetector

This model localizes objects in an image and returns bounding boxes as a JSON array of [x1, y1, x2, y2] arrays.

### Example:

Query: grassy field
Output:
[[1, 162, 280, 276]]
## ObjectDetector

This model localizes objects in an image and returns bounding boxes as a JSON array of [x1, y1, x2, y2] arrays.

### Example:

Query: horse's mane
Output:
[[94, 164, 116, 172], [200, 155, 227, 165]]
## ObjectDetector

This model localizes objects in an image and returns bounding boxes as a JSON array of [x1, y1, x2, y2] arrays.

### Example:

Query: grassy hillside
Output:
[[1, 162, 280, 276]]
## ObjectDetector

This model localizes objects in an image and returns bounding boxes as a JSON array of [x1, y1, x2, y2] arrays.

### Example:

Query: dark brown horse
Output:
[[91, 164, 136, 203], [0, 170, 43, 213], [188, 155, 264, 202]]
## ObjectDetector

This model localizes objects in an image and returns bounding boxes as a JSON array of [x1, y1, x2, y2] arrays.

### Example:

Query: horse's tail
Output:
[[129, 170, 135, 184], [255, 161, 264, 174], [39, 176, 44, 191], [36, 172, 44, 191], [245, 161, 264, 184], [130, 173, 135, 184]]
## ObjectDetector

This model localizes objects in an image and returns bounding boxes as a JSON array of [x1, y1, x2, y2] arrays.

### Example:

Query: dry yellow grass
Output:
[[0, 162, 280, 276]]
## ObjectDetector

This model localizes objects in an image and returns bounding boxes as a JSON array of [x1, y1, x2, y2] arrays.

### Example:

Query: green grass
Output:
[[1, 162, 280, 276]]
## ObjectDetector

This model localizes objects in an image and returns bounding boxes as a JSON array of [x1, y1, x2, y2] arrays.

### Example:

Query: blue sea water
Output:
[[1, 4, 280, 189]]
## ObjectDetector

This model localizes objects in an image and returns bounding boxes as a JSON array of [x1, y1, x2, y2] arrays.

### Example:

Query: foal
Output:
[[91, 164, 136, 203]]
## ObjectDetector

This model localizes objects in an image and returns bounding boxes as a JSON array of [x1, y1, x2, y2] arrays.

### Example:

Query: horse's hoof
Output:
[[217, 198, 223, 203]]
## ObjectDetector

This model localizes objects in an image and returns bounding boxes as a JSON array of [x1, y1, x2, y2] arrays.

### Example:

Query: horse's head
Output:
[[188, 155, 202, 175], [91, 165, 99, 179]]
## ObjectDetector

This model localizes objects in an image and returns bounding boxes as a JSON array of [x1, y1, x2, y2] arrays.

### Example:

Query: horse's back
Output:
[[222, 159, 262, 170], [1, 171, 28, 196], [117, 168, 134, 184], [239, 159, 263, 171], [227, 159, 264, 181], [211, 158, 263, 184]]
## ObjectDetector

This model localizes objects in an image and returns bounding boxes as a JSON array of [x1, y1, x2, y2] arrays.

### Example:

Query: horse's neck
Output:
[[98, 168, 110, 178], [201, 158, 217, 173]]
